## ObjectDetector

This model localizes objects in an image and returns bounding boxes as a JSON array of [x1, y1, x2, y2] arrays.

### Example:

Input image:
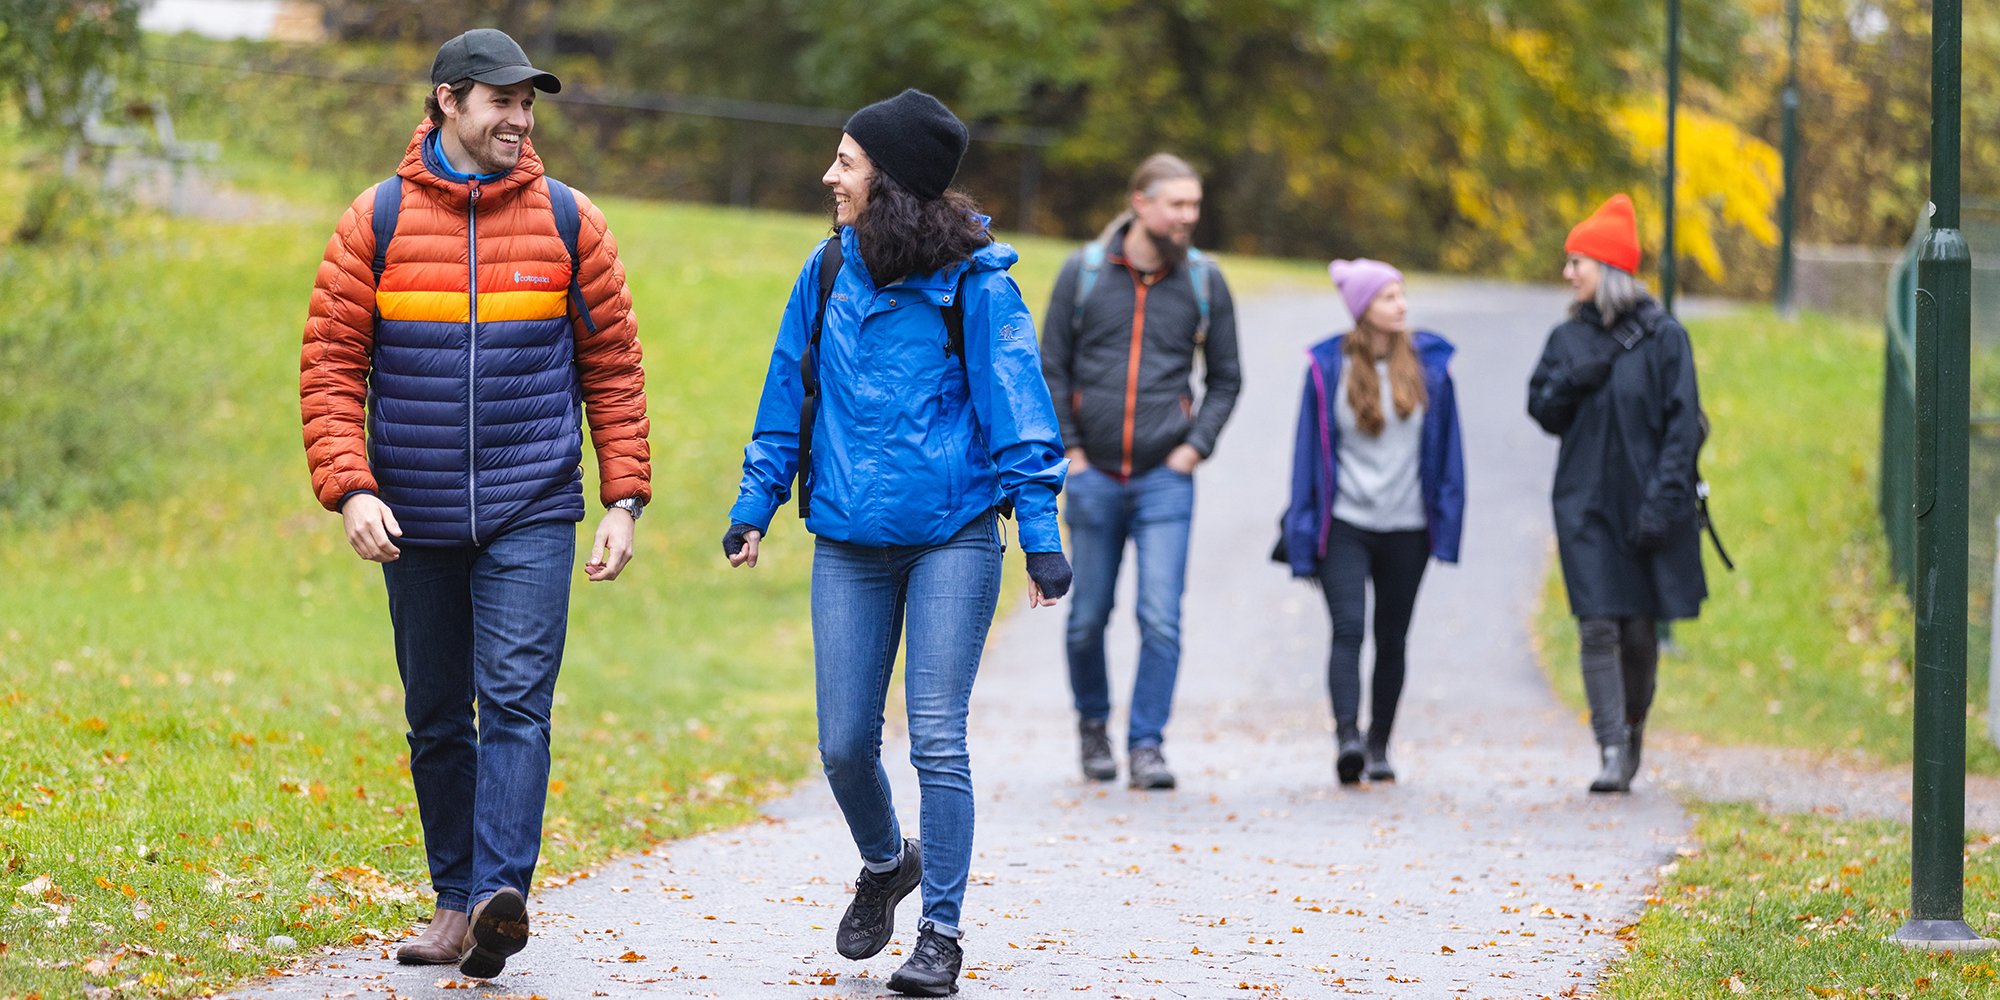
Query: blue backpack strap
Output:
[[1071, 240, 1108, 330], [1186, 246, 1212, 347], [543, 177, 596, 334], [369, 176, 401, 290]]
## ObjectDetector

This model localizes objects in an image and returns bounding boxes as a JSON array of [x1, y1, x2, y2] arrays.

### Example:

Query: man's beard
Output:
[[1144, 225, 1190, 272]]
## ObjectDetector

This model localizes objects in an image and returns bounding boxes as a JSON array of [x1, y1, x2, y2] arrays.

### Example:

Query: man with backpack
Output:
[[299, 28, 648, 979], [1040, 153, 1243, 789]]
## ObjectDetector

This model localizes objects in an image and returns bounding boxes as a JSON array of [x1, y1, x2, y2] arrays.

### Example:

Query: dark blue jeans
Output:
[[812, 513, 1002, 938], [381, 519, 574, 912], [1062, 465, 1195, 750]]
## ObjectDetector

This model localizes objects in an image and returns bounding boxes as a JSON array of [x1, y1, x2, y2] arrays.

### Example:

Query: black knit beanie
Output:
[[843, 89, 969, 202]]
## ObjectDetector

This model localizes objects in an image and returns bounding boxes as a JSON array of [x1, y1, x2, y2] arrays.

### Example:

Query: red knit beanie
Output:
[[1564, 194, 1641, 274]]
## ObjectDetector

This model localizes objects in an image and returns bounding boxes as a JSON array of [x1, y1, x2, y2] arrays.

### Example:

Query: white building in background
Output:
[[140, 0, 325, 43]]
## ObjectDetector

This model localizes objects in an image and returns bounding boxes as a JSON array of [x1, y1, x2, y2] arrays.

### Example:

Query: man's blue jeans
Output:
[[1063, 465, 1195, 750], [812, 513, 1002, 938], [381, 519, 574, 913]]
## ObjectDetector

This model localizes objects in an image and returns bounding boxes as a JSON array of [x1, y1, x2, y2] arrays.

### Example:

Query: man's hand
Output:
[[726, 525, 763, 568], [1065, 447, 1090, 474], [1165, 443, 1202, 474], [341, 494, 403, 563], [585, 509, 635, 581]]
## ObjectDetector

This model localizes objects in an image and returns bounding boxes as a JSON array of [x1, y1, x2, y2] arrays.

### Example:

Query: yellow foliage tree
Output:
[[1607, 103, 1782, 282]]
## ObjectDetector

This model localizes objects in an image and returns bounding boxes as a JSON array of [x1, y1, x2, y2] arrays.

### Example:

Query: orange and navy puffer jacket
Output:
[[301, 123, 649, 546]]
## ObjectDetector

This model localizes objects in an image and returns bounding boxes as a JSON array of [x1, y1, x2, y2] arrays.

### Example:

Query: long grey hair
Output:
[[1574, 262, 1650, 326]]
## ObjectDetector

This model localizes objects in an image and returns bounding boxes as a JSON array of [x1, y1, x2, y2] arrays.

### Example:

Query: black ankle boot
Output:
[[1078, 718, 1116, 782], [1335, 724, 1364, 785], [887, 926, 963, 996], [1364, 724, 1395, 782], [1625, 719, 1646, 783], [1589, 744, 1631, 793]]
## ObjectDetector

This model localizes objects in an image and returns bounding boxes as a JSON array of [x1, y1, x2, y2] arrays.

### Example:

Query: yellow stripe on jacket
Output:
[[376, 290, 570, 324]]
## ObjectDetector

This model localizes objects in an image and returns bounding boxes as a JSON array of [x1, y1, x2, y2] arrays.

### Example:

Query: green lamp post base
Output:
[[1892, 919, 2000, 951]]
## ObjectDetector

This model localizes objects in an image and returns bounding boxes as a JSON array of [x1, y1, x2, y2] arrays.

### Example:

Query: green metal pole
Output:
[[1776, 0, 1800, 316], [1893, 0, 1996, 952], [1662, 0, 1679, 313]]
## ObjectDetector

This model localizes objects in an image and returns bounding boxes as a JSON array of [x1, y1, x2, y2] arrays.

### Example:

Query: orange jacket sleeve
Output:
[[300, 188, 383, 511], [570, 189, 651, 506]]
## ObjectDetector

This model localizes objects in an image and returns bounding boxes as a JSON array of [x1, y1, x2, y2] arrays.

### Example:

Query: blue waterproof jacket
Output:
[[1282, 331, 1466, 575], [731, 225, 1067, 550]]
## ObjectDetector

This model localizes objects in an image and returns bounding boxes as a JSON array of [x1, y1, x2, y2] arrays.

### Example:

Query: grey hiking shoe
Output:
[[1078, 718, 1116, 782], [836, 838, 921, 960], [1127, 745, 1176, 790]]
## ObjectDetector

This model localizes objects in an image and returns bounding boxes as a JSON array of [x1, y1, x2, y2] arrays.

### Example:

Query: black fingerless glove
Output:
[[723, 522, 757, 558], [1025, 551, 1073, 600], [1569, 357, 1614, 391], [1629, 504, 1669, 552]]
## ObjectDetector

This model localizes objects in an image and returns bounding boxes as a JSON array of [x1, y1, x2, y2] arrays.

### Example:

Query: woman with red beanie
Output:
[[1527, 195, 1707, 794]]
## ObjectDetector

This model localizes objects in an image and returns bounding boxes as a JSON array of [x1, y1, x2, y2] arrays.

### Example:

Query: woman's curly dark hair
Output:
[[847, 169, 992, 285]]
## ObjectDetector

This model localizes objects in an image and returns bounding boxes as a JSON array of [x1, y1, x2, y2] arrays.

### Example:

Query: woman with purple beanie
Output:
[[1280, 260, 1465, 784]]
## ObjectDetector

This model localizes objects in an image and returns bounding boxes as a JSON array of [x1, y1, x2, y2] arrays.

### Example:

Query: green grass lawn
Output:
[[1533, 307, 2000, 772], [0, 171, 1316, 996], [1603, 804, 2000, 999]]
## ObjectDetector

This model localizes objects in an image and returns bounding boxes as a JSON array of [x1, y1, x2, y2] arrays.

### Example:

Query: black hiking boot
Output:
[[1127, 744, 1176, 789], [1589, 744, 1632, 794], [1078, 718, 1117, 782], [887, 926, 963, 997], [836, 838, 921, 960], [1335, 724, 1365, 786], [1625, 718, 1646, 783]]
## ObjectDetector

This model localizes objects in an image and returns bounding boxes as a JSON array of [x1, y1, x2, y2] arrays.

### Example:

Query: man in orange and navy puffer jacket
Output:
[[299, 28, 647, 980]]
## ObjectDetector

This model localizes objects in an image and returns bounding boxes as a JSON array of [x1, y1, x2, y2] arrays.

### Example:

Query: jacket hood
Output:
[[834, 214, 1018, 293], [396, 121, 546, 206], [1309, 329, 1456, 370]]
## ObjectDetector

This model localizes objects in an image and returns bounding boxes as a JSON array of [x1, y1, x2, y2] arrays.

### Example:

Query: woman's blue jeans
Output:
[[811, 512, 1002, 937], [380, 519, 573, 913]]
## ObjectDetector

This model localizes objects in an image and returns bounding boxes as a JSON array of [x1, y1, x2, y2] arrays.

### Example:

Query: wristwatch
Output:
[[611, 497, 644, 520]]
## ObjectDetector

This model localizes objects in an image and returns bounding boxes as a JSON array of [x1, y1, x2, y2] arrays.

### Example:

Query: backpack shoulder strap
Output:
[[940, 262, 970, 364], [543, 177, 596, 333], [796, 237, 844, 518], [370, 176, 402, 289], [815, 237, 842, 343], [1071, 241, 1108, 330], [1185, 246, 1212, 348]]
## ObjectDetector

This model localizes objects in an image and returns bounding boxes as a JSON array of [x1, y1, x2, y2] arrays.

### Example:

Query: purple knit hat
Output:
[[1328, 258, 1404, 325]]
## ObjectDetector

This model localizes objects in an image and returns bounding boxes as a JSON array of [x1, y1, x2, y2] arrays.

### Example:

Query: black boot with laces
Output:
[[836, 838, 921, 960], [887, 925, 963, 997], [1078, 718, 1116, 782]]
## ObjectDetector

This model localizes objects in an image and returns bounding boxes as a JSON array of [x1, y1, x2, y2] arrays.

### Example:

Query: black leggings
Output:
[[1317, 520, 1430, 747], [1577, 616, 1658, 748]]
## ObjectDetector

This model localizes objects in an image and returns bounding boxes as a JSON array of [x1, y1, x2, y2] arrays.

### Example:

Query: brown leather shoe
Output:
[[459, 888, 529, 979], [394, 907, 470, 965]]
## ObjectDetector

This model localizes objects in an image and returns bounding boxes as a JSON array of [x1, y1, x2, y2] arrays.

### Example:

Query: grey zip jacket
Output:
[[1039, 222, 1243, 478]]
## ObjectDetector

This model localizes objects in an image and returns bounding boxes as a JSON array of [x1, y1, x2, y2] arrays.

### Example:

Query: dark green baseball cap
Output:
[[431, 28, 561, 94]]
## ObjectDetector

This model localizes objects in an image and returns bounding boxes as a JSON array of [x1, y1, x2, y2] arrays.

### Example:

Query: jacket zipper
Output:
[[466, 182, 482, 545], [1120, 270, 1152, 478]]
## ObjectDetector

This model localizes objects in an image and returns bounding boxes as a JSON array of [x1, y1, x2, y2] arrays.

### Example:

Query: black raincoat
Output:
[[1528, 297, 1708, 620]]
